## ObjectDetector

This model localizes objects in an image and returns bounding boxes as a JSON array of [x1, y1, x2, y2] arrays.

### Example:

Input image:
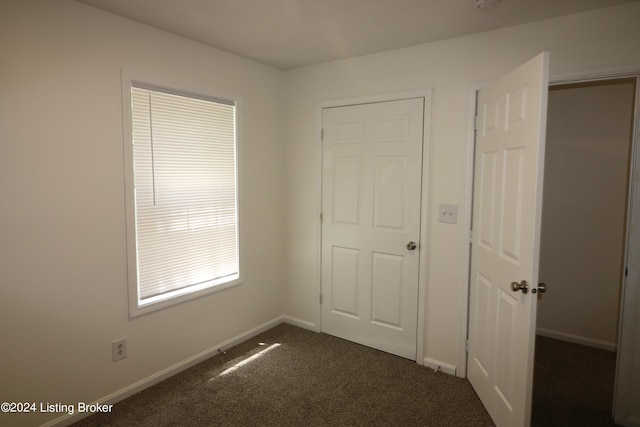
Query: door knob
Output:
[[532, 283, 546, 294], [406, 241, 417, 250], [511, 280, 528, 294]]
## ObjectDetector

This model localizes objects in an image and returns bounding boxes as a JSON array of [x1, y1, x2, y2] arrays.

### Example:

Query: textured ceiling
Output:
[[76, 0, 639, 70]]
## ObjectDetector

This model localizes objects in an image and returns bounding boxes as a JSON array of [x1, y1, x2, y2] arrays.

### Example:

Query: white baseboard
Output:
[[44, 315, 286, 427], [536, 328, 617, 352], [423, 358, 457, 376], [282, 315, 317, 331]]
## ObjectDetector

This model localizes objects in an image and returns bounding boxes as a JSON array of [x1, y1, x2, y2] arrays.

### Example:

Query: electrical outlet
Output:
[[112, 338, 127, 362], [438, 203, 458, 224]]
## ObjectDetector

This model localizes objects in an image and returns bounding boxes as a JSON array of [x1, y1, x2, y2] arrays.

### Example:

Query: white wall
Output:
[[0, 1, 285, 426], [537, 81, 635, 350], [282, 3, 640, 371]]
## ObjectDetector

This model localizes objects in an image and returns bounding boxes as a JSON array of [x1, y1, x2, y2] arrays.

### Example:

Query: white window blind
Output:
[[130, 84, 239, 308]]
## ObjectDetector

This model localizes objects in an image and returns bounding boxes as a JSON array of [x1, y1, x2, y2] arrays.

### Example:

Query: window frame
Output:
[[121, 69, 242, 318]]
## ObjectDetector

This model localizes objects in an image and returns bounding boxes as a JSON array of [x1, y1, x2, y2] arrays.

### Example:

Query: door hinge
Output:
[[473, 116, 478, 131], [465, 338, 469, 353], [320, 212, 324, 224], [468, 230, 473, 243]]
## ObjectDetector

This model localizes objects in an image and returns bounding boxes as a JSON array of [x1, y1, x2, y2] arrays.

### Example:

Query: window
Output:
[[123, 74, 240, 317]]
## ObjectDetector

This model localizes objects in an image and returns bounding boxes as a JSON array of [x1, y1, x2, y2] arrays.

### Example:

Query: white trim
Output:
[[614, 74, 640, 427], [283, 315, 317, 331], [318, 89, 431, 109], [536, 328, 617, 352], [316, 89, 433, 364], [423, 357, 457, 376], [43, 316, 286, 427], [459, 79, 492, 378], [121, 68, 241, 106], [418, 91, 434, 366], [315, 103, 324, 334], [550, 64, 640, 86]]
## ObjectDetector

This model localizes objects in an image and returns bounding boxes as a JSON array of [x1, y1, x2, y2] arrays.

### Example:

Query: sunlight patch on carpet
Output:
[[215, 343, 281, 378]]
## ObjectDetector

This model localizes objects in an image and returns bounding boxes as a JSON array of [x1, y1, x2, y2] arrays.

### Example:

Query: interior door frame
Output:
[[611, 73, 640, 426], [461, 65, 640, 411], [315, 89, 433, 365]]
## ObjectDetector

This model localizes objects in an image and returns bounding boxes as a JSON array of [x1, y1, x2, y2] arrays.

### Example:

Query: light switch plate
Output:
[[438, 203, 458, 224]]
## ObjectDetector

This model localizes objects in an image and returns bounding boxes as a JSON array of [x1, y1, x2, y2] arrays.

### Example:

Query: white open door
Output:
[[321, 98, 424, 360], [468, 52, 550, 427]]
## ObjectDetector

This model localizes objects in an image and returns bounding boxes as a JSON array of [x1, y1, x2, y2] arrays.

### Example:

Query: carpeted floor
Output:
[[73, 324, 494, 426], [532, 335, 618, 427], [73, 325, 619, 427]]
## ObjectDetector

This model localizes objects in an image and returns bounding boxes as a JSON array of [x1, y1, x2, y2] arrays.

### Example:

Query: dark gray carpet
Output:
[[532, 335, 618, 427], [74, 324, 494, 426]]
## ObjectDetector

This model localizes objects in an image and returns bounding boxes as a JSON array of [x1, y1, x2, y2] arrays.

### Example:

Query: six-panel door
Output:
[[321, 98, 424, 360]]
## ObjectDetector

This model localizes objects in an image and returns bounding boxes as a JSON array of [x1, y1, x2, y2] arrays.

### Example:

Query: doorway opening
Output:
[[532, 77, 638, 426]]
